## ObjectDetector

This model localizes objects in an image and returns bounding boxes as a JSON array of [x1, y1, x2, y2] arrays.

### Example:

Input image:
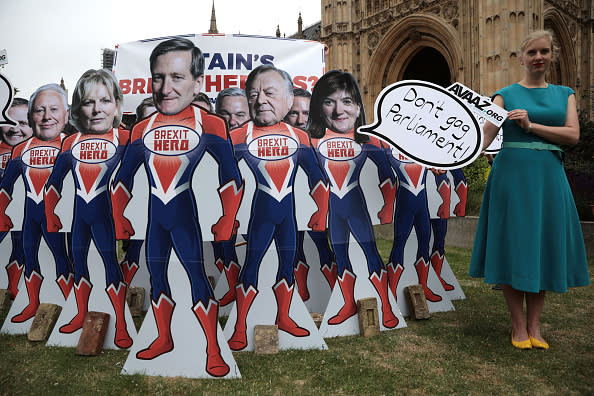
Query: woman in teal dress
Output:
[[469, 30, 589, 350]]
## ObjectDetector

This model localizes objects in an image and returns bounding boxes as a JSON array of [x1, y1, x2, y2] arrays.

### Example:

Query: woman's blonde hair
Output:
[[520, 30, 558, 59], [70, 69, 123, 132]]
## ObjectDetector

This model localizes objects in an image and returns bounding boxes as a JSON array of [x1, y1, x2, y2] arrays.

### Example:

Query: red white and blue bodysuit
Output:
[[0, 134, 73, 323], [312, 129, 399, 328], [44, 128, 132, 348], [386, 150, 443, 302], [111, 104, 242, 377], [0, 141, 25, 300], [429, 168, 467, 291], [227, 121, 329, 350]]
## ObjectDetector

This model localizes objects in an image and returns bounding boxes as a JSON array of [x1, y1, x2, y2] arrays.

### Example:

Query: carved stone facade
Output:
[[320, 0, 593, 118]]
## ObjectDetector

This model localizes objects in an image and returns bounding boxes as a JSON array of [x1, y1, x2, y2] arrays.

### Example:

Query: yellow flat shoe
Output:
[[511, 332, 532, 350], [529, 336, 549, 350]]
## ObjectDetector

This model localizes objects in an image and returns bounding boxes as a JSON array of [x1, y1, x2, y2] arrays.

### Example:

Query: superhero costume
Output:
[[227, 121, 329, 350], [0, 141, 24, 300], [0, 134, 73, 323], [312, 129, 398, 328], [111, 104, 242, 377], [44, 128, 132, 348], [385, 150, 442, 302]]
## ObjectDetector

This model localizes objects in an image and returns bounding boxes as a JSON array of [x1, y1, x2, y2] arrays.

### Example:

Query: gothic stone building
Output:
[[319, 0, 593, 118]]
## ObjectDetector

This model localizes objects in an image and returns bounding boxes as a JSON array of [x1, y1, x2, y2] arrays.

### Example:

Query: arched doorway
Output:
[[402, 47, 451, 88]]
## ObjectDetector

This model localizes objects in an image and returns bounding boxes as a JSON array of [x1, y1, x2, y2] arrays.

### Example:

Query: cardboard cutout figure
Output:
[[0, 94, 31, 300], [226, 119, 328, 351], [44, 128, 134, 349], [427, 169, 467, 301], [223, 65, 329, 352], [384, 149, 455, 314], [307, 71, 404, 337], [0, 84, 73, 330], [113, 38, 242, 378]]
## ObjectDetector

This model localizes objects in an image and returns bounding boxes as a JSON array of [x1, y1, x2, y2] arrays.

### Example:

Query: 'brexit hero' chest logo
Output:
[[72, 138, 117, 164], [248, 134, 298, 160], [22, 146, 59, 169], [143, 125, 200, 156], [318, 138, 362, 161]]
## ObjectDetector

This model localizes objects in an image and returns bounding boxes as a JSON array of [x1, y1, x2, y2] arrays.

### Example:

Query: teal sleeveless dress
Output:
[[469, 83, 589, 293]]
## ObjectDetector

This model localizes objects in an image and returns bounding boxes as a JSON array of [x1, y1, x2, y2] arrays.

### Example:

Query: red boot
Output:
[[11, 271, 43, 323], [106, 282, 133, 349], [193, 299, 230, 377], [56, 272, 74, 299], [369, 270, 399, 328], [218, 261, 241, 306], [454, 181, 468, 217], [321, 262, 337, 289], [436, 178, 451, 219], [228, 283, 257, 351], [415, 258, 442, 302], [328, 269, 357, 325], [273, 279, 309, 337], [430, 251, 454, 291], [120, 260, 138, 286], [5, 260, 24, 300], [386, 262, 404, 300], [294, 261, 310, 302], [60, 277, 92, 333], [137, 294, 175, 360]]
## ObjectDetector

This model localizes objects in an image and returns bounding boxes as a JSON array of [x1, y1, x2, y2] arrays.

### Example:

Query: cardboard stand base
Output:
[[1, 236, 69, 335], [319, 234, 407, 338], [393, 230, 455, 317], [122, 250, 240, 379], [46, 240, 137, 350], [223, 240, 327, 352]]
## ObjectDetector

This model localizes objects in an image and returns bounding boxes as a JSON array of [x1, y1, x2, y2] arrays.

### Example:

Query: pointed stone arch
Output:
[[365, 13, 463, 111], [543, 7, 577, 88]]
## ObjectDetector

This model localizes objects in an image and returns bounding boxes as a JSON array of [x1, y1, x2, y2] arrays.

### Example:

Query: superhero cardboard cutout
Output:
[[44, 127, 137, 350], [223, 119, 329, 352]]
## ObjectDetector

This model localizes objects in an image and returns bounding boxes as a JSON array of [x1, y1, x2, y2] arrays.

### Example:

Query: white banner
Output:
[[113, 34, 325, 114]]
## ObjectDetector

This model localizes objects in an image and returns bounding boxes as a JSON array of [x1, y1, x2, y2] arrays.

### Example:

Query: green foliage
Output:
[[461, 156, 490, 216]]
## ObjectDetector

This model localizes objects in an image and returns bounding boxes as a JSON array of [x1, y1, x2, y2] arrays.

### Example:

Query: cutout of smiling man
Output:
[[0, 85, 74, 323], [111, 38, 243, 377], [227, 65, 329, 351]]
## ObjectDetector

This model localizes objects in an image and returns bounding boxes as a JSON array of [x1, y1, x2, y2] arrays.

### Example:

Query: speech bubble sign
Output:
[[0, 73, 16, 128], [485, 129, 503, 154], [358, 80, 482, 169], [446, 82, 507, 127]]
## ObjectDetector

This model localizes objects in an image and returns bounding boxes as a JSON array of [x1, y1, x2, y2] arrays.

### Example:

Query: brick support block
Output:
[[254, 324, 278, 354], [76, 311, 110, 356], [126, 286, 145, 317], [404, 284, 430, 320], [357, 297, 380, 337], [0, 289, 11, 312], [28, 303, 62, 341]]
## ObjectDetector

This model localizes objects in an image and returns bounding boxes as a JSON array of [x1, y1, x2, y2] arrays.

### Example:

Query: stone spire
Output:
[[276, 25, 281, 38], [59, 77, 68, 98], [298, 12, 303, 39], [208, 0, 218, 34]]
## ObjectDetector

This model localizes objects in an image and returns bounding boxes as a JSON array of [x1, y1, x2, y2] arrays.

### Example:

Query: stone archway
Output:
[[365, 13, 462, 111], [402, 47, 451, 88], [543, 7, 577, 88]]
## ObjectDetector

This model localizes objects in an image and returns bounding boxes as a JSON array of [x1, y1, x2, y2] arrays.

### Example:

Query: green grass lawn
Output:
[[1, 244, 592, 395]]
